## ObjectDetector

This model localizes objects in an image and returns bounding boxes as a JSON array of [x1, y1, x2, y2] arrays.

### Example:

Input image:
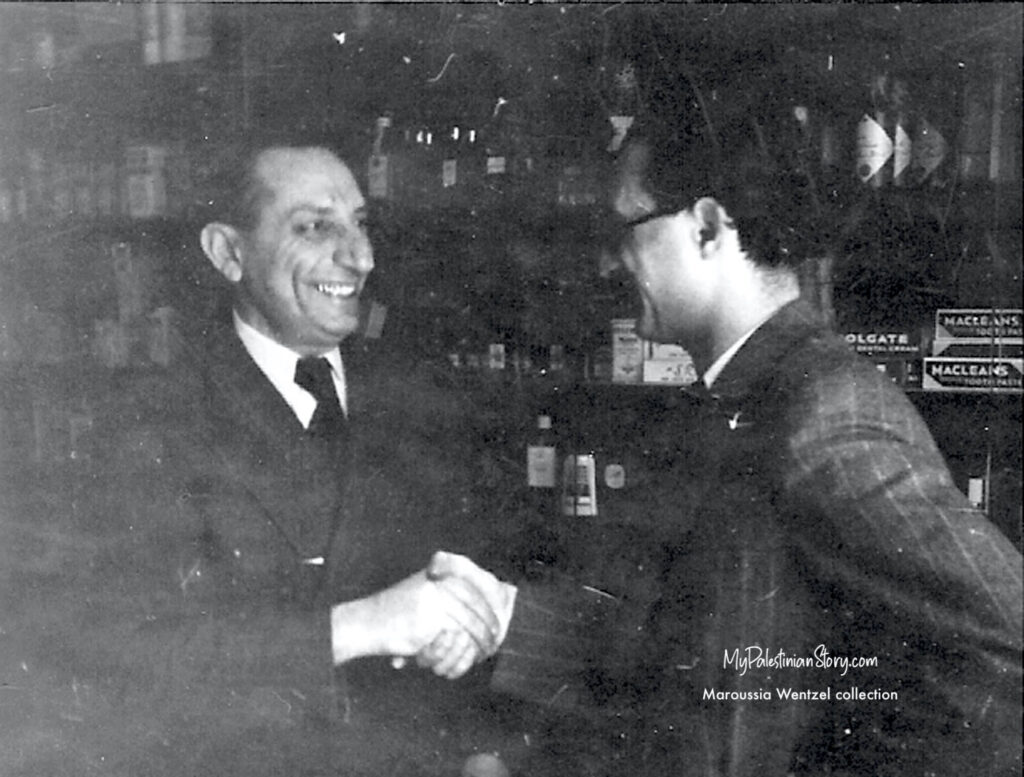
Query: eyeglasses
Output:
[[623, 208, 683, 230], [610, 206, 686, 255]]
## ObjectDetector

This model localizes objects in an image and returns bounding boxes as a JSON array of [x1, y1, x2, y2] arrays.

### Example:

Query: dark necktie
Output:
[[294, 356, 347, 439]]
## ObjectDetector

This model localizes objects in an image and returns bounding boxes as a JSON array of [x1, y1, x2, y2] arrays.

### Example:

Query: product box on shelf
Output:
[[148, 306, 182, 367], [122, 143, 190, 218], [642, 341, 698, 385], [488, 343, 507, 371], [141, 3, 212, 65], [872, 359, 923, 389], [93, 319, 131, 368], [611, 318, 643, 383], [125, 145, 170, 173], [124, 171, 167, 218], [843, 327, 925, 389]]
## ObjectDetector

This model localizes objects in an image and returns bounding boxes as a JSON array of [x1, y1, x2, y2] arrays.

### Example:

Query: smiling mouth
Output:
[[315, 282, 358, 299]]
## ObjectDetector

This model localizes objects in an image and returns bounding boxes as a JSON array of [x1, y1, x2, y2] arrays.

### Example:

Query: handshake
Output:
[[330, 551, 516, 679]]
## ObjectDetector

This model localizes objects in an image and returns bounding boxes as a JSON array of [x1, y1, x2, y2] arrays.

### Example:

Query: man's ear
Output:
[[692, 197, 730, 258], [199, 223, 244, 283]]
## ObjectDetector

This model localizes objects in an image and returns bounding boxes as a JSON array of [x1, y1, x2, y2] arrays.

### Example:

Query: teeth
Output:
[[316, 282, 356, 298]]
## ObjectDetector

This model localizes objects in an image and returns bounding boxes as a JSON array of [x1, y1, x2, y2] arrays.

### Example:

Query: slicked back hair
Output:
[[617, 104, 822, 270], [201, 131, 350, 231]]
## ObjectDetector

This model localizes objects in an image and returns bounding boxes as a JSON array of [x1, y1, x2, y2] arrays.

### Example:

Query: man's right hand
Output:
[[415, 551, 518, 679], [329, 566, 501, 665]]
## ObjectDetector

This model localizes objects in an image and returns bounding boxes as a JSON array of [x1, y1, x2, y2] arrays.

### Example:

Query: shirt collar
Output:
[[232, 310, 346, 416], [702, 309, 778, 389]]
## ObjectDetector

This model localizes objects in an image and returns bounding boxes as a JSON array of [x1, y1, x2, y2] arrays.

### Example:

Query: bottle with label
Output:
[[514, 413, 565, 579], [561, 452, 598, 517], [856, 72, 894, 189], [889, 77, 913, 187], [366, 115, 394, 202], [911, 62, 958, 189], [527, 414, 558, 494]]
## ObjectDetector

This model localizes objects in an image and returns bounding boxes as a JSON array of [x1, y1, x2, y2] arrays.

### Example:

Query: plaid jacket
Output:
[[492, 299, 1023, 777]]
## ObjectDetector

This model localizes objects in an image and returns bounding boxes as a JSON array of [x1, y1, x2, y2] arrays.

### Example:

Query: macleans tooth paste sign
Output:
[[923, 357, 1023, 393], [934, 308, 1022, 341], [931, 308, 1023, 356], [924, 309, 1023, 393]]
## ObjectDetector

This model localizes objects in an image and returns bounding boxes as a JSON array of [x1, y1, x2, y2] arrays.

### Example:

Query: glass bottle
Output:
[[526, 414, 558, 493]]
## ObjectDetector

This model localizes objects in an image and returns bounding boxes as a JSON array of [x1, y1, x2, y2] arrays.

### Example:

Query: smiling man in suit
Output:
[[370, 115, 1023, 776], [0, 137, 500, 777], [194, 140, 498, 664]]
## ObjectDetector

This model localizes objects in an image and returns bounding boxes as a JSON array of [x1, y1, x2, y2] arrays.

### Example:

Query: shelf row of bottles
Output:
[[432, 309, 1023, 395], [2, 65, 1016, 224], [0, 3, 213, 74], [0, 143, 193, 224]]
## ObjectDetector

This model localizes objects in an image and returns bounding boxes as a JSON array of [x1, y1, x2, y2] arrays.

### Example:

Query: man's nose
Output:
[[333, 238, 374, 275], [598, 246, 624, 279]]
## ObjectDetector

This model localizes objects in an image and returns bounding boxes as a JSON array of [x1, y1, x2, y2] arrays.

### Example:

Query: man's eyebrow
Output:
[[284, 203, 366, 220], [284, 204, 333, 219]]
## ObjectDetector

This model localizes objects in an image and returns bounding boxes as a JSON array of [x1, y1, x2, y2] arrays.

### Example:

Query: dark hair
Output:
[[199, 131, 350, 229], [619, 103, 821, 269]]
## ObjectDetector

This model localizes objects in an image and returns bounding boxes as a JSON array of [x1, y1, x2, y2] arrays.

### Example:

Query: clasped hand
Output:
[[330, 551, 512, 680]]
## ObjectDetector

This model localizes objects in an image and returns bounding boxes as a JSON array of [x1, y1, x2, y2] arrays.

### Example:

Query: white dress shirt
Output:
[[233, 311, 348, 428]]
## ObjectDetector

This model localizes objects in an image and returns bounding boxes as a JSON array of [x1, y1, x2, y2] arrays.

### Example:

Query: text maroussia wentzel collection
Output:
[[703, 686, 899, 702]]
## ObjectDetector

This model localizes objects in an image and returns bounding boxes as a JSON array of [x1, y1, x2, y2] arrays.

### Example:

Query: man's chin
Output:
[[288, 318, 359, 352], [319, 320, 360, 343]]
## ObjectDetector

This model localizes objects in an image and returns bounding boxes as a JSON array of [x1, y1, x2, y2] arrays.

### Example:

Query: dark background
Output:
[[0, 3, 1021, 774]]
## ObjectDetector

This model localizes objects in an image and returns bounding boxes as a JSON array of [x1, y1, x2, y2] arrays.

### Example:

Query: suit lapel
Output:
[[197, 324, 349, 559], [712, 299, 825, 404], [202, 324, 307, 443]]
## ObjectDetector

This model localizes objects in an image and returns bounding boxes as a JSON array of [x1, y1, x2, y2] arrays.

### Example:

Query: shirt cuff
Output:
[[330, 597, 377, 665], [496, 582, 517, 648]]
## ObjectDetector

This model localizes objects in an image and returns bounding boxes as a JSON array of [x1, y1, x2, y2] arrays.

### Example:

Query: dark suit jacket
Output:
[[0, 320, 493, 776], [492, 300, 1023, 777]]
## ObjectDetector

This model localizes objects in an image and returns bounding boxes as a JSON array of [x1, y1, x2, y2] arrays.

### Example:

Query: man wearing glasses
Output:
[[349, 116, 1024, 776]]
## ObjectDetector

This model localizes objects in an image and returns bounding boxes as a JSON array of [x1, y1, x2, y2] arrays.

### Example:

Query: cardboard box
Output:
[[640, 341, 693, 384], [643, 358, 698, 385], [93, 319, 131, 368], [148, 306, 181, 367], [142, 4, 211, 65], [488, 343, 506, 370], [125, 144, 169, 173], [641, 340, 698, 385], [611, 318, 643, 383], [647, 341, 690, 360], [124, 171, 167, 218], [872, 359, 922, 389], [922, 357, 1023, 393]]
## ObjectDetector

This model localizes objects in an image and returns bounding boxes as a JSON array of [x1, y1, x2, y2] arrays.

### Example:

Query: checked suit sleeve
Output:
[[489, 576, 651, 713], [780, 356, 1023, 771]]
